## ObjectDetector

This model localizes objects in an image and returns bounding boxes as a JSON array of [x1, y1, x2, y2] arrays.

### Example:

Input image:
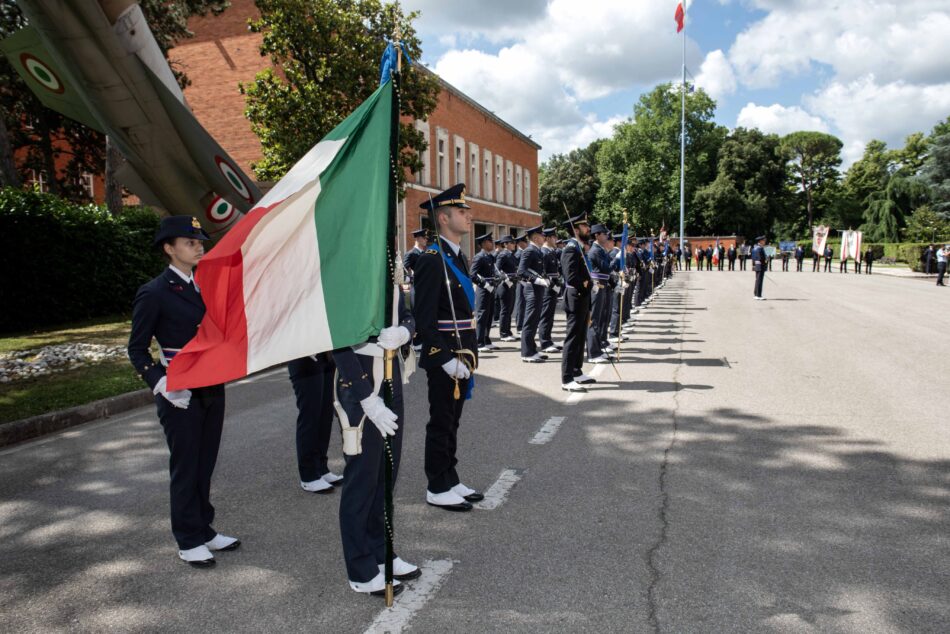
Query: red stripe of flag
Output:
[[675, 3, 685, 33]]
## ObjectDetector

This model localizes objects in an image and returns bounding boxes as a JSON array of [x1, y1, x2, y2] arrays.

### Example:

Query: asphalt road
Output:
[[1, 268, 948, 633]]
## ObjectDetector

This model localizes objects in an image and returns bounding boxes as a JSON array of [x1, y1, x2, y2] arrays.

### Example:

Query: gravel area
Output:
[[0, 343, 127, 382]]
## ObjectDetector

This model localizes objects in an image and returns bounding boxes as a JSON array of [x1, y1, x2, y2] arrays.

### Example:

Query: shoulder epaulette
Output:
[[425, 249, 439, 255]]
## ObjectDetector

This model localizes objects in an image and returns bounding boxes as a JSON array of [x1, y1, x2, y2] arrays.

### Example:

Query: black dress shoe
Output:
[[462, 491, 484, 503], [187, 559, 215, 568], [371, 583, 405, 597], [427, 500, 474, 512]]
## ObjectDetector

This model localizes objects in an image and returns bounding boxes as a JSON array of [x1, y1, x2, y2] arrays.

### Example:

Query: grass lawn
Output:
[[0, 315, 145, 424], [0, 314, 132, 354]]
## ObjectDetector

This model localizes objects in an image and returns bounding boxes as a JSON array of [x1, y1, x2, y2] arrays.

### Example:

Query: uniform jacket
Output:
[[128, 267, 209, 391], [470, 250, 496, 287], [517, 243, 545, 283], [403, 247, 423, 275], [412, 238, 478, 370], [541, 245, 560, 277], [795, 247, 805, 259], [495, 248, 517, 276], [560, 237, 592, 296], [588, 242, 611, 283], [752, 245, 767, 268], [728, 247, 737, 260]]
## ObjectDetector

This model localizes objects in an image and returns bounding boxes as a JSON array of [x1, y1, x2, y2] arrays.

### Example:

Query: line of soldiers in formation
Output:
[[404, 213, 675, 392], [127, 184, 677, 600], [680, 242, 877, 274]]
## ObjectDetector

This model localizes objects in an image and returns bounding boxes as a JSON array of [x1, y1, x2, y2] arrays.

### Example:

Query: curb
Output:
[[0, 389, 153, 448]]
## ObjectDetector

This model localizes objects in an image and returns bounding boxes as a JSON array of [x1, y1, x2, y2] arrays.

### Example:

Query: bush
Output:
[[0, 188, 165, 333], [898, 243, 934, 272]]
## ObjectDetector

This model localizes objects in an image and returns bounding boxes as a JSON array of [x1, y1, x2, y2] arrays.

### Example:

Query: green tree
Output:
[[538, 139, 602, 227], [889, 132, 928, 177], [862, 175, 929, 242], [779, 131, 843, 230], [242, 0, 439, 187], [693, 127, 789, 238], [595, 83, 726, 233], [920, 122, 950, 219], [839, 139, 890, 229], [903, 204, 950, 242]]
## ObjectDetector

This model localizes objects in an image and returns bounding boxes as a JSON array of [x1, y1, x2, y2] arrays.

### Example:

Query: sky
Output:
[[402, 0, 950, 167]]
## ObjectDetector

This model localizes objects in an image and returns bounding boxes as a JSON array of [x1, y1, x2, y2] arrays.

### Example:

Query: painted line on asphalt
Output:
[[474, 468, 524, 510], [529, 416, 565, 445], [363, 559, 455, 634], [565, 363, 606, 404]]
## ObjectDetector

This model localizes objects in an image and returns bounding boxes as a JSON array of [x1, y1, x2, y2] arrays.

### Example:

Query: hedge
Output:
[[0, 188, 165, 333], [793, 239, 925, 267]]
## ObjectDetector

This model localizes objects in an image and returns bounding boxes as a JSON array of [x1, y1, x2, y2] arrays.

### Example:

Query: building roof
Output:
[[417, 64, 541, 151]]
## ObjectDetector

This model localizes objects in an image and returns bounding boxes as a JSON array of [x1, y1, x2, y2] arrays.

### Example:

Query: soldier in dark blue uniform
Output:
[[586, 224, 612, 363], [538, 228, 562, 354], [128, 216, 239, 567], [413, 184, 484, 512], [494, 236, 518, 342], [513, 234, 528, 333], [752, 235, 767, 300], [331, 289, 418, 596], [288, 352, 343, 494], [471, 232, 497, 351], [560, 213, 596, 392], [517, 225, 550, 362], [403, 228, 429, 277]]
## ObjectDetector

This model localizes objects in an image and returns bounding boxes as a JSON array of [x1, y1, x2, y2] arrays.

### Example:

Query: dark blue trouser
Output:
[[288, 356, 335, 482], [520, 283, 543, 357], [336, 357, 403, 583], [497, 283, 516, 337], [156, 385, 225, 549], [538, 285, 559, 348], [475, 287, 495, 346], [424, 367, 470, 494], [586, 286, 606, 359]]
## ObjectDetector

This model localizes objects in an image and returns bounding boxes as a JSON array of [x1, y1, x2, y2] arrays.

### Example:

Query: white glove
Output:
[[483, 282, 495, 293], [504, 278, 514, 288], [153, 376, 191, 409], [360, 395, 398, 436], [377, 325, 411, 350], [442, 358, 471, 380], [535, 277, 550, 287]]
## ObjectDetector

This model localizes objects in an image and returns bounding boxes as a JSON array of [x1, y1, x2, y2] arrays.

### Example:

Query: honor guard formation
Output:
[[127, 181, 685, 596]]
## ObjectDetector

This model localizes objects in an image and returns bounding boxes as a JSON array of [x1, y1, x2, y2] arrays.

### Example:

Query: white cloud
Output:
[[805, 75, 950, 161], [406, 0, 549, 41], [695, 50, 737, 101], [736, 103, 829, 136], [729, 1, 950, 88]]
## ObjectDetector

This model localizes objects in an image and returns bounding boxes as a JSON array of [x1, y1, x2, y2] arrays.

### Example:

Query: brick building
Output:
[[176, 0, 541, 256]]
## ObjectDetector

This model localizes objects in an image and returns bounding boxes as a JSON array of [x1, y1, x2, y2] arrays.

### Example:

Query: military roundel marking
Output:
[[20, 53, 64, 94], [214, 156, 252, 202], [206, 195, 236, 224]]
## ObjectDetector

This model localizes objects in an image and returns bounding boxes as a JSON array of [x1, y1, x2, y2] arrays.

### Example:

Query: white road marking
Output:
[[232, 366, 284, 385], [474, 468, 524, 510], [565, 364, 606, 404], [529, 416, 566, 445], [363, 559, 455, 634]]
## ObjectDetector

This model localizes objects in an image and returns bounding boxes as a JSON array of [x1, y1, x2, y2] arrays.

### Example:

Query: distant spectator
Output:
[[864, 246, 874, 274], [936, 244, 948, 287], [922, 244, 936, 275]]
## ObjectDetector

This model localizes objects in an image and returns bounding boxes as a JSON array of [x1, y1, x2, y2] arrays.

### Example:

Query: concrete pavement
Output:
[[1, 269, 948, 633]]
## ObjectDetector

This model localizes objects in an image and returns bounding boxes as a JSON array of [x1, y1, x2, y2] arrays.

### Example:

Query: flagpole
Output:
[[679, 0, 686, 255], [381, 26, 403, 609]]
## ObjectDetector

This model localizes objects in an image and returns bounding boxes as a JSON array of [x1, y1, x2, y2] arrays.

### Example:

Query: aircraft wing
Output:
[[1, 1, 261, 239]]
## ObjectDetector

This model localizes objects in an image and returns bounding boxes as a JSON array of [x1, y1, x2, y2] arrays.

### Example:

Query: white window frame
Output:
[[495, 155, 504, 203], [469, 142, 479, 197], [505, 160, 514, 205], [436, 127, 449, 189], [454, 134, 465, 185], [414, 120, 431, 186], [28, 169, 48, 193], [515, 165, 523, 208], [524, 169, 531, 209], [483, 149, 493, 202], [80, 171, 95, 198]]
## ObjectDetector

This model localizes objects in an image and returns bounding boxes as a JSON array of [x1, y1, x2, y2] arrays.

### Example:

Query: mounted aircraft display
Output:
[[1, 0, 260, 238]]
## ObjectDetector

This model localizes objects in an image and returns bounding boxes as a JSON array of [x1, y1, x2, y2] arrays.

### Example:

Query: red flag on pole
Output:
[[675, 3, 685, 33]]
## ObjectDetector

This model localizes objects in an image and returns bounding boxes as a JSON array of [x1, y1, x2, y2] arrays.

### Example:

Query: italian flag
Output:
[[167, 80, 395, 390]]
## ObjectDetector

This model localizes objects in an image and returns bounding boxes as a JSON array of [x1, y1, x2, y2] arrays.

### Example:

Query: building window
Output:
[[483, 150, 493, 201], [80, 172, 94, 198], [469, 142, 479, 197], [495, 155, 503, 203], [414, 120, 431, 186], [454, 135, 465, 185], [505, 160, 514, 205], [515, 166, 523, 208], [524, 169, 531, 209], [27, 170, 48, 193], [436, 127, 448, 188]]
